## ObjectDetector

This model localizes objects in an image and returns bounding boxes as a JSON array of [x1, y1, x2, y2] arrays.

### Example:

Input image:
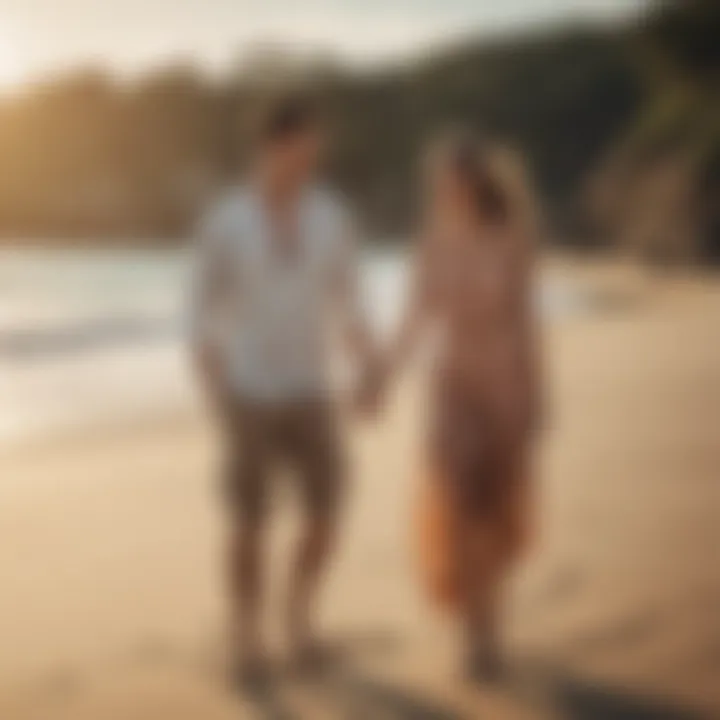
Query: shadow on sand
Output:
[[554, 677, 701, 720], [241, 666, 465, 720], [236, 631, 464, 720], [240, 656, 705, 720], [509, 660, 703, 720]]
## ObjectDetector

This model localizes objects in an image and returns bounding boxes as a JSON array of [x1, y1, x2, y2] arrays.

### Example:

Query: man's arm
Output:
[[332, 210, 382, 414], [189, 205, 234, 403], [388, 234, 433, 375]]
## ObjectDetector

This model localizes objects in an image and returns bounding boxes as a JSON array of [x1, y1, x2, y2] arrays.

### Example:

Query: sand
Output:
[[0, 259, 718, 719]]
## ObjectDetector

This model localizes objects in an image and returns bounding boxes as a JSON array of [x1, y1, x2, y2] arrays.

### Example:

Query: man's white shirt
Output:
[[190, 183, 365, 402]]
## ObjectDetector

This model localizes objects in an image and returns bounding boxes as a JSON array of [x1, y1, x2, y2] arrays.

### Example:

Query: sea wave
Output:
[[0, 315, 179, 360]]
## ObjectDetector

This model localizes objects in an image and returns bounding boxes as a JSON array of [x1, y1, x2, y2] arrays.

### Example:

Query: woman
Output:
[[392, 130, 543, 681]]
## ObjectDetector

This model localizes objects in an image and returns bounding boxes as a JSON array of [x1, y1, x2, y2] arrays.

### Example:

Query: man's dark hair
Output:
[[258, 93, 320, 144]]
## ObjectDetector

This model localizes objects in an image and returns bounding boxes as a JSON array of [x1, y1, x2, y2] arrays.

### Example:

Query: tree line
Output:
[[0, 0, 716, 262]]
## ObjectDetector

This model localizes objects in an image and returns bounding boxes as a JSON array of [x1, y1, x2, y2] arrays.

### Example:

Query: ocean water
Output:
[[0, 248, 589, 444]]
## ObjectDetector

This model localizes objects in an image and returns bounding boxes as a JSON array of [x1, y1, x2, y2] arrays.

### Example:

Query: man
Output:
[[190, 95, 378, 682]]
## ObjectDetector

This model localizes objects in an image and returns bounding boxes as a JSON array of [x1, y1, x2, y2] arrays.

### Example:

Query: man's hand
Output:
[[352, 361, 386, 419], [194, 345, 226, 408]]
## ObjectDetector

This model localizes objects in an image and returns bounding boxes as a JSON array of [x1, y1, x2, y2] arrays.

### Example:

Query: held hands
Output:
[[352, 358, 388, 420], [194, 345, 227, 409]]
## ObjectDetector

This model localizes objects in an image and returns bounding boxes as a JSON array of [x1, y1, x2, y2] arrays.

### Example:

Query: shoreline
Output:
[[0, 253, 646, 451]]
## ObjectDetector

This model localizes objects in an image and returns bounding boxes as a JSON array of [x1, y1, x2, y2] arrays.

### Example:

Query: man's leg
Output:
[[285, 402, 343, 662], [286, 509, 337, 659], [228, 511, 266, 670], [224, 405, 271, 675]]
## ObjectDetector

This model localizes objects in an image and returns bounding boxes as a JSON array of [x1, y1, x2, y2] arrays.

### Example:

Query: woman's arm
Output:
[[513, 222, 545, 438], [495, 144, 545, 436], [387, 235, 435, 381]]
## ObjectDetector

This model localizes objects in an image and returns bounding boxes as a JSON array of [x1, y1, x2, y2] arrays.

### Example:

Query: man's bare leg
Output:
[[286, 513, 336, 668], [228, 516, 267, 680], [284, 403, 342, 669]]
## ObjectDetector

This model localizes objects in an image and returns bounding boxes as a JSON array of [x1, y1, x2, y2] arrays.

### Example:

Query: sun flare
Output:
[[0, 29, 27, 92]]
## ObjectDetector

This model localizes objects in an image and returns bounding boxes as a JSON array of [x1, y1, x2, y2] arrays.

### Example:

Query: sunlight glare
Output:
[[0, 28, 27, 93]]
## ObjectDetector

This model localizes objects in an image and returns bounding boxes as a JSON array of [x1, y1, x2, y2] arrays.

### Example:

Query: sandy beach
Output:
[[1, 259, 719, 719]]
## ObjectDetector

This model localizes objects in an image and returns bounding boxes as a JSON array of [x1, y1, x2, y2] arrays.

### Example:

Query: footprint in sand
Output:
[[122, 636, 186, 669], [35, 667, 83, 702], [569, 610, 661, 654], [531, 563, 585, 611]]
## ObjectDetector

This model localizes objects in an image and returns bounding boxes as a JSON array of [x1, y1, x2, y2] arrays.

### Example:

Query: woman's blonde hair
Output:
[[427, 128, 540, 239]]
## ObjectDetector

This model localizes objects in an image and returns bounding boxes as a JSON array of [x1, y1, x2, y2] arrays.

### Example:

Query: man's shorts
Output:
[[220, 397, 344, 523]]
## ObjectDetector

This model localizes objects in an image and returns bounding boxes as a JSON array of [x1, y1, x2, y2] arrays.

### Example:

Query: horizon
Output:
[[0, 0, 650, 92]]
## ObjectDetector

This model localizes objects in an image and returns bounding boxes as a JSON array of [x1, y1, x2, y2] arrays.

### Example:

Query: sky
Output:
[[0, 0, 650, 88]]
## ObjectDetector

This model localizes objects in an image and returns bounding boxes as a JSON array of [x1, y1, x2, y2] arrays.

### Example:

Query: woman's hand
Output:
[[353, 358, 387, 420]]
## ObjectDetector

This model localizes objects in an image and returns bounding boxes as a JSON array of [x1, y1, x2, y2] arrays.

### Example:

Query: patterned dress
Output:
[[425, 227, 533, 516]]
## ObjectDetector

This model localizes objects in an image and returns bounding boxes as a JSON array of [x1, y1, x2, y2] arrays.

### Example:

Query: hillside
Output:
[[0, 0, 716, 261]]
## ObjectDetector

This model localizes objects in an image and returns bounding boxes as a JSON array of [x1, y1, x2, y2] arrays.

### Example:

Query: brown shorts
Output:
[[221, 397, 344, 523]]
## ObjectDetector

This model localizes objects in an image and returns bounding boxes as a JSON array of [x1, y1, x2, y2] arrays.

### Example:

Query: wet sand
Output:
[[1, 260, 718, 719]]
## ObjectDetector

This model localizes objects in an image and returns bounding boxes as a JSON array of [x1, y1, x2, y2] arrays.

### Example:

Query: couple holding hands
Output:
[[191, 93, 541, 687]]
